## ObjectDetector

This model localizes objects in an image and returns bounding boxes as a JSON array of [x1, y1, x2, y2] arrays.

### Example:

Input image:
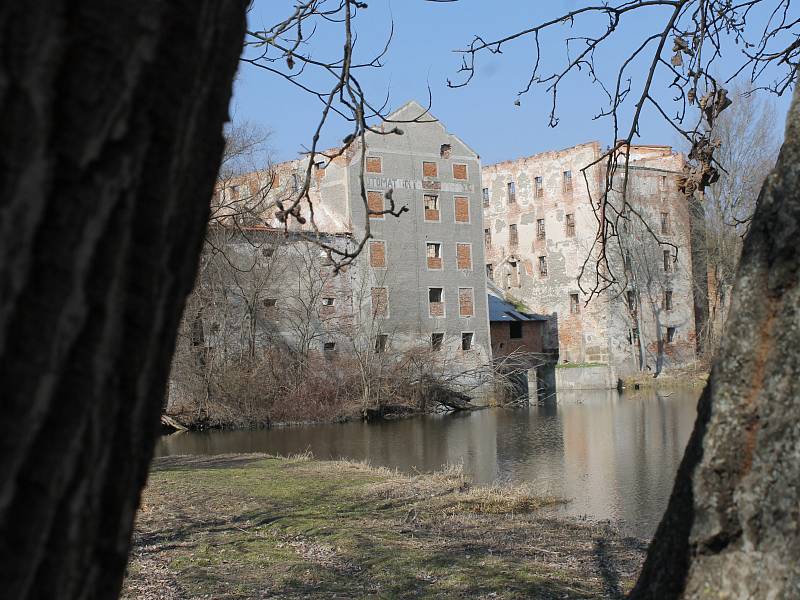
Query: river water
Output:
[[156, 387, 700, 539]]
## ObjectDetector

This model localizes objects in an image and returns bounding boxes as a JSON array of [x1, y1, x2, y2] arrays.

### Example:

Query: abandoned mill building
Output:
[[482, 142, 698, 388], [198, 100, 493, 388]]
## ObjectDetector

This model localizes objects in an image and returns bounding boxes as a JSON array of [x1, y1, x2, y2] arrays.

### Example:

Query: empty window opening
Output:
[[440, 144, 451, 158], [431, 332, 444, 351], [263, 298, 277, 308], [292, 174, 300, 192], [424, 194, 440, 221], [664, 290, 674, 311], [484, 227, 492, 248], [429, 288, 445, 317], [366, 156, 382, 173], [624, 251, 632, 271], [322, 297, 335, 306], [538, 256, 548, 277], [509, 224, 519, 247], [507, 181, 516, 204], [323, 342, 336, 351], [486, 264, 494, 280], [570, 293, 580, 315], [566, 213, 576, 237], [461, 332, 474, 351], [627, 290, 636, 312], [666, 326, 676, 343], [453, 163, 468, 180], [535, 176, 544, 198], [509, 321, 523, 339], [630, 327, 640, 345], [482, 187, 490, 207], [375, 334, 388, 353], [537, 218, 546, 240], [663, 249, 673, 272], [563, 170, 573, 192], [426, 242, 443, 270], [423, 161, 438, 178], [661, 212, 671, 234]]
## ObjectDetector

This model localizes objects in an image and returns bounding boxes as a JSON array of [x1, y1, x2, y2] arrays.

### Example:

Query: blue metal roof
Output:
[[488, 294, 546, 322]]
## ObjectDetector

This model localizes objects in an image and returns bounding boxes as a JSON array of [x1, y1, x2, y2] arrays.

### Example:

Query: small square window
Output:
[[323, 342, 336, 351], [431, 332, 444, 351], [509, 321, 523, 339], [263, 298, 277, 308], [322, 297, 335, 306], [461, 332, 474, 351], [440, 144, 451, 158]]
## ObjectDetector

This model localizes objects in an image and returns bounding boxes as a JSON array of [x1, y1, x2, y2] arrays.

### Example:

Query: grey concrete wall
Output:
[[555, 365, 618, 391]]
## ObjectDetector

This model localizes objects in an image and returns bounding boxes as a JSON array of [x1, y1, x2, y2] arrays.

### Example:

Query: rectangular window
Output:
[[538, 256, 548, 277], [509, 223, 518, 247], [482, 187, 490, 207], [424, 194, 440, 221], [509, 321, 523, 339], [454, 196, 470, 223], [660, 175, 668, 191], [263, 298, 277, 308], [366, 156, 382, 174], [535, 176, 544, 198], [292, 173, 300, 192], [563, 170, 573, 192], [440, 144, 451, 158], [664, 249, 672, 272], [461, 332, 474, 351], [661, 212, 671, 234], [371, 287, 388, 317], [429, 287, 445, 317], [423, 161, 438, 178], [625, 251, 632, 271], [507, 181, 516, 204], [484, 227, 492, 248], [536, 218, 546, 240], [486, 264, 494, 280], [453, 163, 468, 180], [375, 334, 388, 353], [431, 332, 444, 351], [323, 341, 336, 351], [666, 326, 676, 343], [322, 297, 335, 306], [426, 242, 442, 270], [456, 243, 472, 270], [367, 190, 384, 219], [664, 290, 674, 311], [570, 293, 580, 315], [565, 213, 575, 237], [369, 240, 386, 268], [458, 287, 474, 317]]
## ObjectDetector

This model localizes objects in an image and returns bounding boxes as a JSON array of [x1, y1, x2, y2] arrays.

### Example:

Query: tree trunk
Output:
[[630, 83, 800, 598], [0, 2, 246, 599]]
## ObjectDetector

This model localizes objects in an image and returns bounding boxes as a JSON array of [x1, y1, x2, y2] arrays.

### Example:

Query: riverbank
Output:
[[123, 454, 646, 599]]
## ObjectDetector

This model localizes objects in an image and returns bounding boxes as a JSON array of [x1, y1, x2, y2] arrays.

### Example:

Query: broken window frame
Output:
[[536, 218, 546, 240], [428, 287, 445, 318], [426, 242, 443, 270], [482, 187, 490, 208], [538, 255, 548, 277], [431, 332, 444, 351], [534, 176, 544, 198], [565, 213, 576, 237], [423, 194, 440, 222], [562, 170, 573, 192]]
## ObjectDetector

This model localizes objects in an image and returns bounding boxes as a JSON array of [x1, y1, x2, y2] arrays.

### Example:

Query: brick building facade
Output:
[[482, 142, 697, 378]]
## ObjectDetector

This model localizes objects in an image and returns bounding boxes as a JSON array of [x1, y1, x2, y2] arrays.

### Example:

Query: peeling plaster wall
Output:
[[482, 142, 697, 377]]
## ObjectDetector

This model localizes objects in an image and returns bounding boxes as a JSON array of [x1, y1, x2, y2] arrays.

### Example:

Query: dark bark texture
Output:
[[0, 2, 246, 599], [631, 85, 800, 598]]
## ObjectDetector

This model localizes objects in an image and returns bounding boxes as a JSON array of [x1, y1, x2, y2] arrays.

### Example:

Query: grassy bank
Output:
[[123, 455, 646, 599]]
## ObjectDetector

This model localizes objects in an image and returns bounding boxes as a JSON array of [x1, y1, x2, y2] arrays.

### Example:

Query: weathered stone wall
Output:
[[482, 142, 697, 379]]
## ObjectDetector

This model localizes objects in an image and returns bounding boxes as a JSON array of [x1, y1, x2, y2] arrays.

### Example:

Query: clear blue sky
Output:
[[233, 1, 792, 165]]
